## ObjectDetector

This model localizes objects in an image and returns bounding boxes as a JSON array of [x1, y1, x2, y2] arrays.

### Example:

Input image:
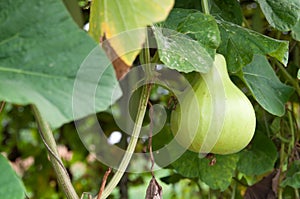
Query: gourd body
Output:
[[171, 54, 256, 154]]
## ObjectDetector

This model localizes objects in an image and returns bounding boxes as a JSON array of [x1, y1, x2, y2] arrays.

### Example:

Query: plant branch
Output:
[[31, 105, 79, 199]]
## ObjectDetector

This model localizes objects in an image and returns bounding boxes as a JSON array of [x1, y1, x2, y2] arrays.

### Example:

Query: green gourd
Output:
[[171, 54, 256, 155]]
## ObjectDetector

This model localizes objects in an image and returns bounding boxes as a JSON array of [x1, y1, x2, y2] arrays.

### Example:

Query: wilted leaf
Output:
[[244, 170, 279, 199], [217, 20, 289, 72], [0, 154, 25, 199], [0, 0, 121, 128], [172, 151, 239, 190], [145, 177, 163, 199], [237, 132, 277, 175], [242, 55, 294, 116], [89, 0, 174, 67], [256, 0, 300, 31], [281, 160, 300, 189]]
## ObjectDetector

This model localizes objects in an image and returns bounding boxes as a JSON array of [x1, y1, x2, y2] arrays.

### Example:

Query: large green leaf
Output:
[[0, 0, 121, 129], [217, 20, 289, 73], [242, 55, 294, 116], [256, 0, 300, 31], [177, 12, 221, 57], [237, 132, 277, 176], [291, 20, 300, 41], [153, 27, 213, 73], [0, 154, 25, 199], [281, 160, 300, 188], [154, 9, 220, 73], [172, 151, 239, 191], [210, 0, 243, 25], [89, 0, 174, 66]]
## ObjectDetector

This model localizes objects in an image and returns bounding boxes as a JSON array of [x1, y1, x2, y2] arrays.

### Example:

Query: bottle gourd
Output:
[[171, 54, 256, 155]]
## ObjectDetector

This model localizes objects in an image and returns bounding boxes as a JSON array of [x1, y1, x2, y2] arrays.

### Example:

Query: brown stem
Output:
[[97, 168, 112, 199], [0, 101, 5, 113], [148, 101, 155, 177]]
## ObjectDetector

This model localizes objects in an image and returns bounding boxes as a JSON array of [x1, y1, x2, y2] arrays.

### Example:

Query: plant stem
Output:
[[275, 60, 300, 96], [295, 188, 300, 199], [278, 142, 286, 199], [99, 83, 152, 199], [201, 0, 210, 14], [31, 105, 79, 199], [98, 28, 153, 199]]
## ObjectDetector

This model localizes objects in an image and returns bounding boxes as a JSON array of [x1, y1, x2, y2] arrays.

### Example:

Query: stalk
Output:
[[201, 0, 210, 14], [98, 28, 153, 199], [31, 105, 79, 199]]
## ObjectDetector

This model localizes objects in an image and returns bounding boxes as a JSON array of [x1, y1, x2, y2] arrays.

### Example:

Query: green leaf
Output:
[[153, 27, 213, 73], [163, 8, 221, 57], [237, 132, 277, 176], [242, 54, 294, 116], [177, 12, 221, 57], [298, 69, 300, 80], [210, 0, 243, 25], [162, 8, 197, 30], [172, 151, 239, 191], [256, 0, 300, 31], [0, 154, 26, 199], [217, 20, 289, 72], [292, 20, 300, 41], [89, 0, 174, 66], [154, 9, 220, 73], [281, 160, 300, 188], [0, 0, 121, 129]]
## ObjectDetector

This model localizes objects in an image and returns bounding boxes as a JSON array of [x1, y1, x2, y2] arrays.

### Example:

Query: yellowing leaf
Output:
[[89, 0, 174, 66]]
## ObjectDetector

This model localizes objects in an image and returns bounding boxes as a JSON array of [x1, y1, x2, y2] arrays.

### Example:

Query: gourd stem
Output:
[[31, 105, 79, 199], [201, 0, 210, 14], [98, 28, 153, 199]]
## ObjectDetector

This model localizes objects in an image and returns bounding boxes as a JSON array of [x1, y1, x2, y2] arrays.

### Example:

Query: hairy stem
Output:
[[31, 105, 79, 199], [201, 0, 210, 14]]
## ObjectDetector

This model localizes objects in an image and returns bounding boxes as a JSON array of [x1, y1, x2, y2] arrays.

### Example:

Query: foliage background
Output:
[[0, 0, 299, 198]]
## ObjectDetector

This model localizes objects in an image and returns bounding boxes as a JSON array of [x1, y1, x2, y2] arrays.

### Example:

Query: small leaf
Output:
[[153, 27, 213, 73], [242, 55, 294, 116], [217, 20, 289, 72], [210, 0, 243, 25], [172, 151, 239, 191], [0, 0, 122, 129], [89, 0, 174, 66], [256, 0, 300, 31], [281, 160, 300, 188], [237, 132, 277, 175], [0, 154, 26, 199], [160, 173, 184, 184]]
